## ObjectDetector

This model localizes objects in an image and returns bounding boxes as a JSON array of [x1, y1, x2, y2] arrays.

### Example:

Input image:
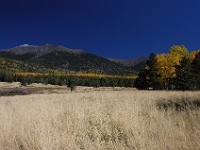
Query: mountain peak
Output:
[[1, 44, 86, 57]]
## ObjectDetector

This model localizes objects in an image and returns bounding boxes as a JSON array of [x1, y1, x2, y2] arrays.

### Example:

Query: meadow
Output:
[[0, 89, 200, 150]]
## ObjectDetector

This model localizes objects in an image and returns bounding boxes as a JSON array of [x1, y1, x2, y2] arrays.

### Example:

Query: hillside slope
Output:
[[0, 44, 137, 75], [108, 56, 147, 67]]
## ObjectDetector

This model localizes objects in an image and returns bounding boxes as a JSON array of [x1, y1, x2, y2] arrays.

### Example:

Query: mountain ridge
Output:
[[0, 44, 147, 74], [108, 56, 147, 67], [1, 44, 85, 58]]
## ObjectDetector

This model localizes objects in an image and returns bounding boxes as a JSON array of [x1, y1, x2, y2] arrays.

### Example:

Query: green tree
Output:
[[156, 45, 189, 90], [100, 77, 106, 87], [126, 78, 134, 87], [110, 77, 117, 88], [145, 53, 158, 90], [0, 69, 13, 82], [18, 75, 27, 86], [174, 56, 193, 91], [118, 78, 124, 87], [78, 77, 85, 86], [67, 77, 76, 91], [26, 75, 34, 85], [191, 51, 200, 89], [93, 77, 101, 88], [134, 69, 148, 90], [123, 78, 129, 87]]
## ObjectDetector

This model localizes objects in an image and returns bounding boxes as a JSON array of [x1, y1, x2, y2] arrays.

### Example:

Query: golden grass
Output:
[[15, 72, 48, 76], [0, 90, 200, 150], [0, 82, 21, 88]]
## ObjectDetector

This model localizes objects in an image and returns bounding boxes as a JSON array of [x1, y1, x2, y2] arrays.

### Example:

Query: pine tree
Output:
[[100, 78, 106, 87], [118, 78, 124, 87], [145, 53, 158, 90], [26, 75, 34, 85], [110, 78, 117, 88], [134, 69, 148, 90], [127, 78, 134, 87], [0, 69, 13, 82], [93, 77, 100, 88], [191, 51, 200, 89], [174, 56, 193, 90], [67, 77, 76, 91]]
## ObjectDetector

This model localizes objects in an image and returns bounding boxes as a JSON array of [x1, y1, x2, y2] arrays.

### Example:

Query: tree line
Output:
[[0, 70, 135, 91], [135, 45, 200, 91], [1, 45, 200, 91]]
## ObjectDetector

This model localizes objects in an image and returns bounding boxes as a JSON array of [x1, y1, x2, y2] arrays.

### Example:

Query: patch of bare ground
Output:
[[0, 90, 200, 149], [0, 82, 137, 95]]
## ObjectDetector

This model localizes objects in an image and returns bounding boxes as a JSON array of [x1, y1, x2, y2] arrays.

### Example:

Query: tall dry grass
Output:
[[0, 90, 200, 150]]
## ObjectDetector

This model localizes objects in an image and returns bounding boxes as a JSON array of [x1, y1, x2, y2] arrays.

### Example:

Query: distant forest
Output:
[[0, 70, 135, 91]]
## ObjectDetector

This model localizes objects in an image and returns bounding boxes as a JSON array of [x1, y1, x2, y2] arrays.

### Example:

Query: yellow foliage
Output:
[[0, 60, 6, 65], [169, 45, 189, 59], [156, 53, 175, 81], [14, 72, 137, 79], [189, 49, 200, 62], [15, 72, 48, 76], [156, 45, 189, 83], [70, 73, 137, 79]]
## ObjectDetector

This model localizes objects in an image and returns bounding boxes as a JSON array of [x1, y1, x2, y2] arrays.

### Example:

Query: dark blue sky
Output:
[[1, 0, 200, 59]]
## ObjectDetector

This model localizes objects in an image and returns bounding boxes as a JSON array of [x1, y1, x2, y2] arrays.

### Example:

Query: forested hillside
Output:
[[0, 44, 139, 75], [0, 57, 50, 73], [0, 57, 136, 89]]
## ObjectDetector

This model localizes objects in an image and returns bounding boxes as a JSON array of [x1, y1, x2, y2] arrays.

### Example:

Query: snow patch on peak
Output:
[[19, 44, 38, 47], [19, 44, 30, 47]]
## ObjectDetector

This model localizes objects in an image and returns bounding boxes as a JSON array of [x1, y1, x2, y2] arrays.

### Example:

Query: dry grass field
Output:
[[0, 89, 200, 150]]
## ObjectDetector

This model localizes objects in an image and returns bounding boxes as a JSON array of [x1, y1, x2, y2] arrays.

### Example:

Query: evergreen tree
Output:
[[126, 78, 134, 87], [18, 75, 27, 86], [134, 69, 148, 90], [78, 77, 85, 86], [67, 77, 76, 91], [146, 53, 158, 90], [174, 56, 193, 90], [58, 76, 65, 86], [110, 78, 117, 88], [123, 78, 129, 87], [13, 74, 18, 82], [26, 75, 34, 85], [100, 77, 106, 87], [96, 77, 101, 88], [0, 69, 13, 82], [191, 51, 200, 89], [118, 78, 124, 87], [53, 76, 60, 85]]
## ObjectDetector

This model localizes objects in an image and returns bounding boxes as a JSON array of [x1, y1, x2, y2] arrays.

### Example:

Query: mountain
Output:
[[108, 57, 147, 72], [0, 44, 84, 60], [0, 44, 144, 75], [108, 57, 147, 67]]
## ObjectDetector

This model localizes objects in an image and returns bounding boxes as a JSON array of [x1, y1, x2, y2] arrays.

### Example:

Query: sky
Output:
[[1, 0, 200, 59]]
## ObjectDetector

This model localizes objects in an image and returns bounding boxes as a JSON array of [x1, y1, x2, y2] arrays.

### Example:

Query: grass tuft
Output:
[[156, 97, 200, 111]]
